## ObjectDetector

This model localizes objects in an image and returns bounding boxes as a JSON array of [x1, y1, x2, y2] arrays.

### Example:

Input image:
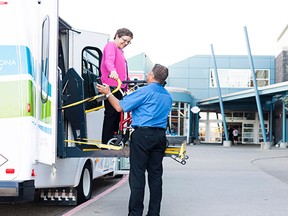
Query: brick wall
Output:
[[276, 51, 288, 83]]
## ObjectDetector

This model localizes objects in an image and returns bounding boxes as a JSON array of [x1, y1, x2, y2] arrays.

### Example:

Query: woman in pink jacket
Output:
[[100, 28, 133, 144]]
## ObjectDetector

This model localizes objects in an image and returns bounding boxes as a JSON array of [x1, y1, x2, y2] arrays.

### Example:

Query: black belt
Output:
[[133, 126, 166, 131]]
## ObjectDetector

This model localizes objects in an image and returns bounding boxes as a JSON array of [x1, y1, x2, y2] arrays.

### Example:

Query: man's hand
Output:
[[110, 71, 119, 80], [96, 84, 111, 95], [96, 83, 123, 112]]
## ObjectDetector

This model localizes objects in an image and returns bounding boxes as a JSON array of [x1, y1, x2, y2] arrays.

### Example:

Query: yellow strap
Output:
[[85, 105, 104, 113], [62, 79, 122, 110], [64, 140, 123, 151], [62, 97, 95, 109], [80, 138, 102, 142]]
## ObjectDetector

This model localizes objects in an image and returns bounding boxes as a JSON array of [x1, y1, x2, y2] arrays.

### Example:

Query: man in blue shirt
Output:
[[97, 64, 172, 216]]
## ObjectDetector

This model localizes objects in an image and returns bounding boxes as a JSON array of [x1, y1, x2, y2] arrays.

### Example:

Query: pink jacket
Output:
[[100, 42, 128, 90]]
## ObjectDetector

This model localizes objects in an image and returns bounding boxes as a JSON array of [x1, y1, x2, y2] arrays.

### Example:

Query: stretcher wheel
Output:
[[107, 138, 124, 148]]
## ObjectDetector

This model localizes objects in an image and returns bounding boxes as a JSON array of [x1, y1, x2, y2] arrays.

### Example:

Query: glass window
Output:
[[82, 47, 103, 110], [244, 123, 254, 127], [256, 69, 269, 79], [41, 16, 50, 103], [170, 115, 179, 135], [210, 69, 270, 88], [209, 112, 222, 120], [233, 112, 243, 120], [199, 122, 206, 141], [225, 113, 232, 120], [199, 112, 207, 120], [209, 122, 222, 143], [259, 123, 268, 142], [244, 113, 255, 120], [242, 123, 254, 143], [210, 69, 251, 88], [168, 101, 190, 136]]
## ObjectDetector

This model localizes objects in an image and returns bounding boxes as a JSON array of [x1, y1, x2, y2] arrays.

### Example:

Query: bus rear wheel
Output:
[[76, 162, 92, 204]]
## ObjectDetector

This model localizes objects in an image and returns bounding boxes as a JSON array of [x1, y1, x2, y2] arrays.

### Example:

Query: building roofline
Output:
[[198, 81, 288, 105], [166, 87, 192, 95]]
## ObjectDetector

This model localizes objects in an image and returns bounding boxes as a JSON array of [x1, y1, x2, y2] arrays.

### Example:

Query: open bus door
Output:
[[58, 28, 112, 158], [36, 0, 59, 165]]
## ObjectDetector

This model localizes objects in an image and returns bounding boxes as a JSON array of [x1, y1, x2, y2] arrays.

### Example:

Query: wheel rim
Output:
[[107, 138, 124, 148], [82, 168, 91, 197]]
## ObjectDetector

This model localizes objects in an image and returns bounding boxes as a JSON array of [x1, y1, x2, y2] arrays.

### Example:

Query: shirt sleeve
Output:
[[119, 89, 147, 112], [103, 43, 117, 72]]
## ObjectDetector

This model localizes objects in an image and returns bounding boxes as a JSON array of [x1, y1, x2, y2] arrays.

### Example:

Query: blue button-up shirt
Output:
[[119, 82, 172, 129]]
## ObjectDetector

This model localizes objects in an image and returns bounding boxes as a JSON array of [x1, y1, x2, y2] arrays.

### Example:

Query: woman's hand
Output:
[[110, 71, 119, 80]]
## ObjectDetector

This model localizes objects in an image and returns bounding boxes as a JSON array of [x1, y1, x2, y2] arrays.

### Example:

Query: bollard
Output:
[[261, 142, 271, 150], [279, 142, 288, 148], [223, 140, 232, 147]]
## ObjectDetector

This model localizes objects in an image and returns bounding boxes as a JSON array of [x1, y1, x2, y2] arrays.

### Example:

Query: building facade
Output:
[[128, 32, 288, 146], [166, 55, 276, 144]]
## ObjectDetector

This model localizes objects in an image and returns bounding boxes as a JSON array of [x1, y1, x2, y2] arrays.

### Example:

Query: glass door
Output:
[[242, 123, 254, 144], [209, 122, 222, 143]]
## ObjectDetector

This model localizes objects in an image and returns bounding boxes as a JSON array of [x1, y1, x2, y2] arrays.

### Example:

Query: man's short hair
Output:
[[151, 64, 169, 84]]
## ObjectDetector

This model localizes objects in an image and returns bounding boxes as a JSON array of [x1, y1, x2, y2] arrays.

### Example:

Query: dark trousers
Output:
[[128, 128, 166, 216], [101, 90, 123, 144]]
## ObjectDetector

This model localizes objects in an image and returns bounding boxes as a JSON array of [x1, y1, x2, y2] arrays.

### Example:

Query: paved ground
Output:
[[64, 144, 288, 216]]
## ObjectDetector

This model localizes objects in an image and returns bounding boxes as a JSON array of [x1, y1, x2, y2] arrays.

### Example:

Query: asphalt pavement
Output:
[[64, 144, 288, 216]]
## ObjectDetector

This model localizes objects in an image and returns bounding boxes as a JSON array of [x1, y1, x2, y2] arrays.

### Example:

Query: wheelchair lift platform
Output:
[[64, 139, 188, 165]]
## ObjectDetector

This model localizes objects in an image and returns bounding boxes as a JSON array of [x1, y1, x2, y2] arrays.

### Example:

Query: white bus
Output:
[[0, 0, 187, 205], [0, 0, 124, 205]]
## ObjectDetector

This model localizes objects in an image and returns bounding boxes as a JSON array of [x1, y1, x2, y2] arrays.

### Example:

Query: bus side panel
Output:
[[0, 0, 57, 202], [34, 157, 115, 188], [0, 45, 37, 181]]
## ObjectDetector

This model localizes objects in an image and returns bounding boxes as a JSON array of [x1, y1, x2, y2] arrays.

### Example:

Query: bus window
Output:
[[41, 16, 50, 103], [82, 47, 102, 110]]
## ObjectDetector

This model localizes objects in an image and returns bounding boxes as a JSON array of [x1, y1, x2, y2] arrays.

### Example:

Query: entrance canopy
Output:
[[197, 81, 288, 112]]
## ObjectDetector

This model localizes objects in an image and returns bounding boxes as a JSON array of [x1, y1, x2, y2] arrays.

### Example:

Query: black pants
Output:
[[101, 90, 123, 144], [128, 128, 166, 216]]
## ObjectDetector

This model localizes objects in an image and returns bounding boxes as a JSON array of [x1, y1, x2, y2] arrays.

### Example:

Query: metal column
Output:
[[283, 101, 286, 142], [269, 103, 273, 142], [210, 44, 229, 141], [244, 26, 267, 143]]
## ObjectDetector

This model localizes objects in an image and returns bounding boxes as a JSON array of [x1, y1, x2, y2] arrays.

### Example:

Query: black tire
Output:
[[114, 174, 124, 178], [76, 162, 92, 205]]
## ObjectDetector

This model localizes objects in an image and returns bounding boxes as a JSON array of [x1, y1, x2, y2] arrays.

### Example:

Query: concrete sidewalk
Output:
[[68, 144, 288, 216]]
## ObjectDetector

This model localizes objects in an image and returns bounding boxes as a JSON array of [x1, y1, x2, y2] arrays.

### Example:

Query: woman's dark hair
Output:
[[114, 28, 133, 39]]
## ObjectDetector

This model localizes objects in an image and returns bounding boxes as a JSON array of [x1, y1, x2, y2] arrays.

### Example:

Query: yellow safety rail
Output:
[[64, 139, 123, 151], [165, 144, 186, 160], [166, 142, 188, 165]]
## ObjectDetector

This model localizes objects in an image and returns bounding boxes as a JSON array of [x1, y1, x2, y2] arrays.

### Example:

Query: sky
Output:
[[58, 0, 288, 66]]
